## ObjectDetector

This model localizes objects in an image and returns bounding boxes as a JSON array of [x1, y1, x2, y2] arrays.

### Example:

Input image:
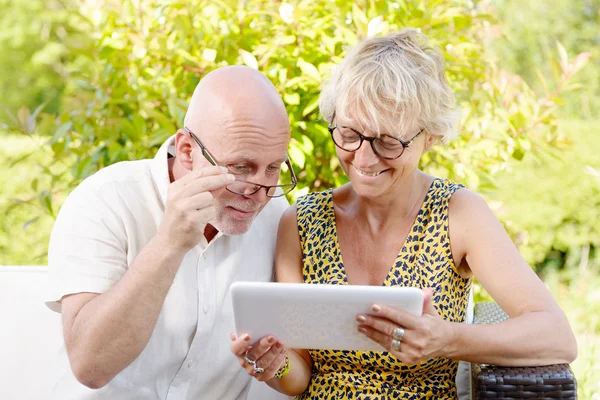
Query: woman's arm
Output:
[[267, 204, 313, 394], [357, 189, 577, 366], [445, 189, 577, 365]]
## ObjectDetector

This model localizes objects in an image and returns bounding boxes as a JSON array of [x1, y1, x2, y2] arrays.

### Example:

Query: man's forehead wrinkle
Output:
[[220, 119, 288, 137], [217, 134, 289, 158], [219, 153, 287, 163]]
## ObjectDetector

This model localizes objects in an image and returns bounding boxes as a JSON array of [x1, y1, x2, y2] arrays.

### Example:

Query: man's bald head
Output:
[[184, 66, 288, 136], [173, 66, 291, 235]]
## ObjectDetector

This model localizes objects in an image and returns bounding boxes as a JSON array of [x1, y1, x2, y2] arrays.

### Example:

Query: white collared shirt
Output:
[[46, 135, 288, 400]]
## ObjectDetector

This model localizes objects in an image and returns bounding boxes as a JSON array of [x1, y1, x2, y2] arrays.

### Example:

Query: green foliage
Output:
[[4, 0, 589, 214], [544, 268, 600, 400], [0, 0, 89, 118], [492, 120, 600, 269], [490, 0, 600, 118], [0, 133, 64, 264]]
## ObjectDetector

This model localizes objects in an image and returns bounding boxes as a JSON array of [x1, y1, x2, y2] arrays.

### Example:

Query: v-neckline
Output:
[[329, 179, 438, 287]]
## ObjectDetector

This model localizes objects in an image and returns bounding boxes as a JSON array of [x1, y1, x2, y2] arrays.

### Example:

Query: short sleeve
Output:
[[45, 181, 128, 313]]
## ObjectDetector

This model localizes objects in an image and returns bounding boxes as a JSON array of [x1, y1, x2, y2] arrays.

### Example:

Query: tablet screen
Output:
[[231, 282, 423, 351]]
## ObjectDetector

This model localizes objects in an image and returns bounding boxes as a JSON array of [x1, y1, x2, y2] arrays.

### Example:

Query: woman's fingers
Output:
[[357, 324, 398, 354], [369, 303, 419, 329], [356, 314, 407, 339], [252, 343, 286, 381], [229, 333, 251, 357], [357, 325, 423, 365], [244, 335, 277, 362], [255, 341, 283, 370]]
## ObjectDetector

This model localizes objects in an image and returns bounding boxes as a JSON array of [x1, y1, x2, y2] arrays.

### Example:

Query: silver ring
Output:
[[392, 327, 405, 341], [244, 352, 256, 365], [391, 339, 401, 351], [253, 365, 265, 374], [244, 351, 264, 374]]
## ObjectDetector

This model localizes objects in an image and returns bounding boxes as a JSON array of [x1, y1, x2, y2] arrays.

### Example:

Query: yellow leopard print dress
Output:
[[296, 179, 472, 399]]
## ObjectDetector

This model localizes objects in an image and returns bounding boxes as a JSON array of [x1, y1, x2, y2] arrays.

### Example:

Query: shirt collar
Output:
[[150, 134, 176, 208]]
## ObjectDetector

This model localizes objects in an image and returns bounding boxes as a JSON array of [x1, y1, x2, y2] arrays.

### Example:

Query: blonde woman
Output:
[[230, 29, 576, 399]]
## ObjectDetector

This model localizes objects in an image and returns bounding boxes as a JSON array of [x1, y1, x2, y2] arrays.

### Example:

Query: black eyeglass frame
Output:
[[183, 126, 297, 198], [327, 111, 425, 160]]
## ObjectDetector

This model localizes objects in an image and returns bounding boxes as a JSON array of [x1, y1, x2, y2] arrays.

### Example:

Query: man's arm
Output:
[[61, 235, 185, 388], [58, 166, 234, 388]]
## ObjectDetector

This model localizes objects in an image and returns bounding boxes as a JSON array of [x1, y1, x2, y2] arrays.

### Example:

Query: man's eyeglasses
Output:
[[328, 111, 424, 160], [183, 127, 297, 198]]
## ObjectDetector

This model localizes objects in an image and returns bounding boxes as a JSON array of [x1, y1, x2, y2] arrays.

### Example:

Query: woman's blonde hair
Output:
[[320, 28, 459, 143]]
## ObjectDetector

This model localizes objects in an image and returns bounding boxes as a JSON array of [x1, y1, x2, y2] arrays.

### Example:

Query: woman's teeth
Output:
[[354, 166, 385, 177]]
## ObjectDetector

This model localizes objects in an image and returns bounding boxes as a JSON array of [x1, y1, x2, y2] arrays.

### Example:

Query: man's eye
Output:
[[231, 165, 249, 173]]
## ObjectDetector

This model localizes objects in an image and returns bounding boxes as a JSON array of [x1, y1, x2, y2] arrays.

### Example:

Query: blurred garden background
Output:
[[1, 0, 598, 397]]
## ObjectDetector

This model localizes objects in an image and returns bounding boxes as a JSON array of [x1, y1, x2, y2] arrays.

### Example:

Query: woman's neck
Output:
[[348, 171, 432, 232]]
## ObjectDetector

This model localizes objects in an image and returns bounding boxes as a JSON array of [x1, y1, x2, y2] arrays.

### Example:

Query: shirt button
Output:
[[203, 306, 209, 314], [187, 360, 195, 368]]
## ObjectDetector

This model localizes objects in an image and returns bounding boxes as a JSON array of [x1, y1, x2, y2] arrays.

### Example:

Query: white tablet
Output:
[[230, 282, 423, 351]]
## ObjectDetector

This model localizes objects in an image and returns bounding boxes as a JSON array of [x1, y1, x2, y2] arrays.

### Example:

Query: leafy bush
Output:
[[490, 0, 600, 119], [0, 133, 59, 264], [0, 0, 88, 117], [492, 120, 600, 270], [4, 0, 589, 218]]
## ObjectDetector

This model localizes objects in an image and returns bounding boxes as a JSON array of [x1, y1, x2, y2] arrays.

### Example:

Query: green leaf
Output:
[[352, 3, 368, 34], [302, 96, 319, 117], [289, 143, 306, 168], [367, 16, 385, 37], [535, 69, 549, 96], [509, 112, 527, 131], [51, 140, 66, 156], [298, 135, 314, 153], [239, 50, 258, 69], [297, 59, 320, 82], [279, 3, 295, 24], [22, 216, 40, 231], [284, 93, 300, 105], [571, 52, 592, 75], [517, 138, 531, 152], [51, 121, 72, 143], [202, 48, 217, 62], [557, 41, 568, 69], [9, 151, 34, 168], [279, 35, 296, 45], [39, 190, 54, 217]]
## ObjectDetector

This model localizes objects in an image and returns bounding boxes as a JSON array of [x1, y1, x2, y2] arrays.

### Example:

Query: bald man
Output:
[[45, 66, 294, 399]]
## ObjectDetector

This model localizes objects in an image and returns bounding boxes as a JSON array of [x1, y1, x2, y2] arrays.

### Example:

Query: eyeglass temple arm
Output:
[[328, 111, 337, 128]]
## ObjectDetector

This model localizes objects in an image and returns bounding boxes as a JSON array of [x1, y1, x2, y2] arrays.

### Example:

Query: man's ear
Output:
[[174, 129, 194, 171], [424, 133, 437, 151]]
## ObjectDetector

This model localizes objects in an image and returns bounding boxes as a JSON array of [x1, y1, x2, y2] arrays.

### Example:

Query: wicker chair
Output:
[[471, 302, 577, 399]]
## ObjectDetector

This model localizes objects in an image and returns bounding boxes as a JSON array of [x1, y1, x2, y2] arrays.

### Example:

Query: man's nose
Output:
[[244, 172, 273, 202], [243, 186, 268, 203]]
